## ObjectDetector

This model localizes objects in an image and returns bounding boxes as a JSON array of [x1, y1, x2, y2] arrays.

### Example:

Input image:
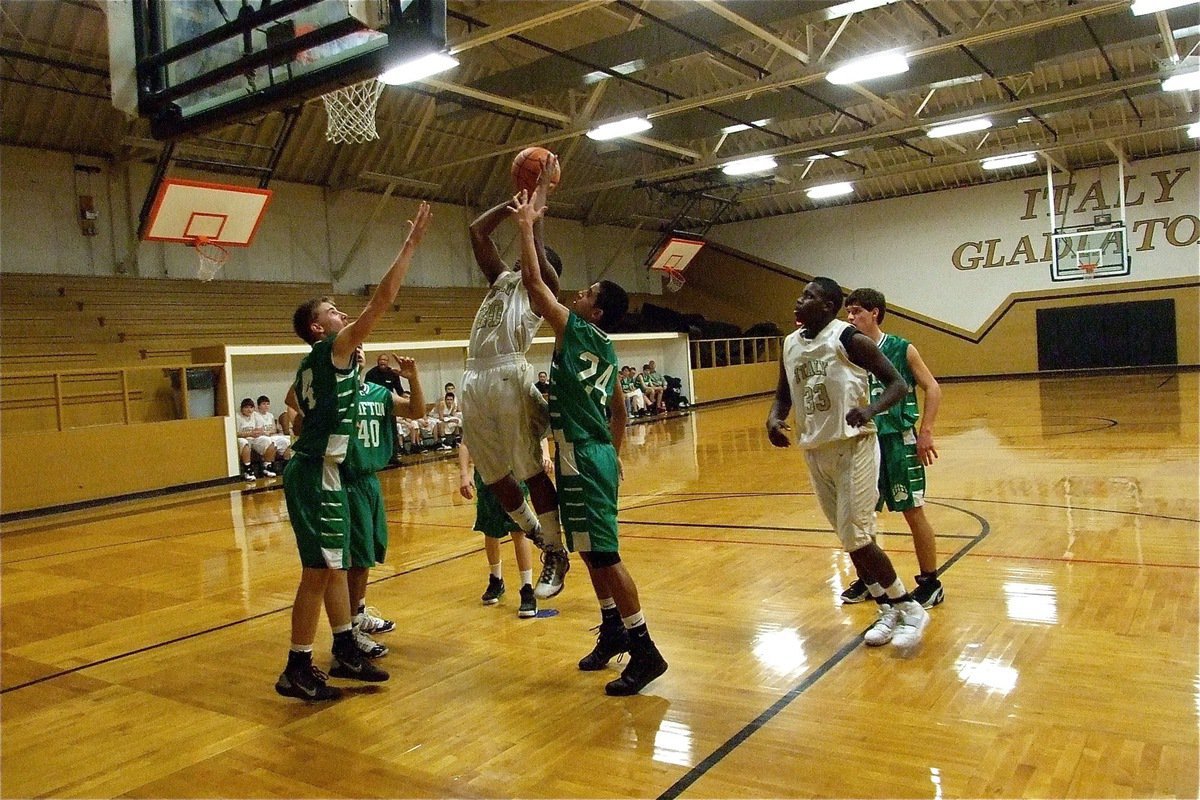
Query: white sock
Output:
[[489, 562, 502, 579], [599, 597, 617, 611], [536, 509, 563, 548], [332, 623, 352, 635], [866, 582, 886, 600], [621, 610, 646, 629], [883, 578, 909, 600], [289, 644, 313, 654], [506, 501, 539, 533], [520, 568, 533, 587]]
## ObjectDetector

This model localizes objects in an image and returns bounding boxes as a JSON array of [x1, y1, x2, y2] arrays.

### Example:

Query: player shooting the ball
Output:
[[510, 158, 668, 696], [460, 148, 570, 602]]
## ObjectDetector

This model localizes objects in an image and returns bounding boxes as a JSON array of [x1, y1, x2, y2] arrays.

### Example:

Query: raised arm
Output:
[[528, 153, 560, 296], [765, 354, 793, 447], [391, 356, 425, 420], [333, 202, 432, 363], [512, 191, 569, 336], [907, 343, 942, 465], [469, 200, 514, 286], [844, 332, 906, 427]]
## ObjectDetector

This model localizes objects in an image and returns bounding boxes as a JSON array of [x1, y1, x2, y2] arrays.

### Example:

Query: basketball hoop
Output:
[[652, 265, 686, 292], [192, 237, 230, 282], [321, 78, 385, 143], [1080, 262, 1097, 278]]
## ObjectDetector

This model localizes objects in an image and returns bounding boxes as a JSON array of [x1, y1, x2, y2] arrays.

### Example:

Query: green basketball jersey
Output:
[[550, 312, 617, 444], [290, 334, 360, 462], [870, 333, 920, 435], [343, 381, 395, 478], [620, 375, 635, 393]]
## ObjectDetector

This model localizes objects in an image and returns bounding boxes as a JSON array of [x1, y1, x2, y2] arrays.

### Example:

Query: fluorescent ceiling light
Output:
[[806, 150, 849, 161], [721, 118, 772, 134], [1162, 70, 1200, 92], [826, 52, 909, 85], [722, 155, 778, 175], [825, 0, 898, 20], [379, 52, 458, 85], [582, 59, 646, 85], [1131, 0, 1195, 14], [1173, 25, 1200, 38], [1188, 121, 1200, 138], [806, 181, 854, 199], [927, 118, 992, 138], [980, 152, 1037, 170], [587, 117, 652, 141]]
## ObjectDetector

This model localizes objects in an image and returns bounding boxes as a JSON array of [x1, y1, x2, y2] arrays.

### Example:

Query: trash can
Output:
[[184, 367, 216, 418]]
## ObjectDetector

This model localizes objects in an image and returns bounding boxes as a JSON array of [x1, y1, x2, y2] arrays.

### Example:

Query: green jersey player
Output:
[[275, 201, 432, 703], [340, 348, 426, 659], [510, 172, 668, 697]]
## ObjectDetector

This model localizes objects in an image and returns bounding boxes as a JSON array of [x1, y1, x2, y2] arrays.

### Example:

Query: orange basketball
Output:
[[511, 147, 561, 195]]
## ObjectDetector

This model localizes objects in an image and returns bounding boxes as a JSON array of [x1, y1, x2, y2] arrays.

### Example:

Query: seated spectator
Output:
[[364, 353, 408, 395], [647, 360, 668, 412], [432, 391, 462, 449], [637, 364, 664, 414], [255, 395, 292, 465], [620, 366, 647, 417], [235, 397, 277, 481], [534, 371, 550, 401]]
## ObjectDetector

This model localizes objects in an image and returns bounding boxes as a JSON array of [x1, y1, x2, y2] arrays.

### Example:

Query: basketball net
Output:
[[192, 237, 230, 282], [321, 79, 385, 143], [1080, 262, 1097, 278], [652, 265, 686, 293]]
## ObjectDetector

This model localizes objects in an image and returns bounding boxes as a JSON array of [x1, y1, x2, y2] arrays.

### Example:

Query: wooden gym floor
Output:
[[2, 372, 1197, 798]]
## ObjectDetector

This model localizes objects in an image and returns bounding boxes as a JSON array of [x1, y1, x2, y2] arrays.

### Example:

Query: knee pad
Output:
[[581, 550, 621, 568]]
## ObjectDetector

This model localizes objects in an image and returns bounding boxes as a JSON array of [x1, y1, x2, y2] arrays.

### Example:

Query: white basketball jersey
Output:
[[782, 318, 874, 449], [468, 270, 542, 360]]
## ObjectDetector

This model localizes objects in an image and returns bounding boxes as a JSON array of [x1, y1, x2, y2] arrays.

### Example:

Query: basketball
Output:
[[511, 147, 560, 195]]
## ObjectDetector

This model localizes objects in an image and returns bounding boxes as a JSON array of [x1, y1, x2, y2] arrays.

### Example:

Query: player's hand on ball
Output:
[[531, 153, 559, 206], [766, 418, 792, 447]]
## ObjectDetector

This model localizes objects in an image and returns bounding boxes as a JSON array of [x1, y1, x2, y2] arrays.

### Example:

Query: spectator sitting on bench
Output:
[[432, 391, 462, 450], [255, 395, 292, 469], [236, 397, 278, 481], [621, 366, 648, 417], [636, 364, 664, 414]]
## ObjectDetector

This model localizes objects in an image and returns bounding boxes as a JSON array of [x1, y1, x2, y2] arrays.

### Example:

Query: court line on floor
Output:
[[656, 501, 992, 800], [0, 545, 483, 695]]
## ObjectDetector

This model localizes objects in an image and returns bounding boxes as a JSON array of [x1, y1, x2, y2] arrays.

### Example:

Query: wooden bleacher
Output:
[[1, 273, 487, 371]]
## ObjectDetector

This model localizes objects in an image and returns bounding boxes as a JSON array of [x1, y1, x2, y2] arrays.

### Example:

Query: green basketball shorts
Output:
[[283, 456, 349, 569], [555, 438, 619, 553], [876, 430, 926, 512], [346, 471, 387, 567]]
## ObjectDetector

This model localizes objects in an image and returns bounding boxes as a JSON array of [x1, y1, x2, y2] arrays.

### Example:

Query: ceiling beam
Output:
[[691, 0, 809, 64], [448, 0, 616, 54]]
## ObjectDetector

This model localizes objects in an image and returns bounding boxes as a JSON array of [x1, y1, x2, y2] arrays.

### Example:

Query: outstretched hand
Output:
[[404, 201, 433, 247], [531, 152, 558, 208], [393, 356, 418, 380], [508, 189, 546, 228]]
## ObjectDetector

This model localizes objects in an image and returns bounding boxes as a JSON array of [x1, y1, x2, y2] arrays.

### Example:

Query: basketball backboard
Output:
[[125, 0, 446, 139], [143, 179, 272, 245], [1050, 223, 1130, 282], [648, 237, 705, 272]]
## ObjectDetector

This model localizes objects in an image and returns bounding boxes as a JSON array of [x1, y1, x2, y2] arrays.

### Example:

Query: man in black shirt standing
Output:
[[365, 354, 408, 395]]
